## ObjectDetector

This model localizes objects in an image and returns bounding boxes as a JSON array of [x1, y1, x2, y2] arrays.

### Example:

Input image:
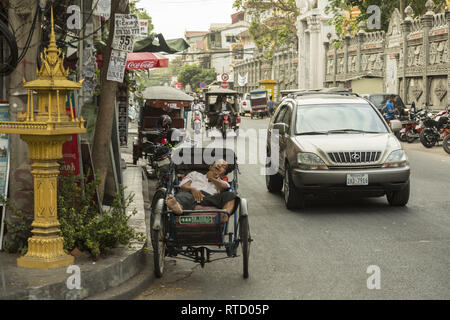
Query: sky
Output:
[[139, 0, 238, 40]]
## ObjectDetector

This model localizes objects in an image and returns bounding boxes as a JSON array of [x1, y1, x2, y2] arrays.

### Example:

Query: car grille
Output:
[[328, 151, 382, 164]]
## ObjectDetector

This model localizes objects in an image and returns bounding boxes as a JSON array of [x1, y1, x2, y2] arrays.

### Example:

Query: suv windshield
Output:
[[295, 104, 388, 135]]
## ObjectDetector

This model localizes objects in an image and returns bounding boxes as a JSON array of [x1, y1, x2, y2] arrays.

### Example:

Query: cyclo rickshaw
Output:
[[149, 147, 252, 278], [204, 87, 241, 138], [249, 90, 269, 119], [132, 86, 193, 166]]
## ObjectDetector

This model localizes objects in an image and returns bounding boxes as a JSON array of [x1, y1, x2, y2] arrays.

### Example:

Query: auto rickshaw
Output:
[[249, 90, 269, 119], [204, 87, 241, 138], [132, 86, 193, 165]]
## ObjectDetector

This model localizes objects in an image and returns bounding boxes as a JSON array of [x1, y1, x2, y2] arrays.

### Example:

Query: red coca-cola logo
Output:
[[127, 61, 155, 69]]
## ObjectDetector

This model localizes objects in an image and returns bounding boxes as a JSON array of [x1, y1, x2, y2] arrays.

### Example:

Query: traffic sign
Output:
[[200, 82, 206, 88], [221, 73, 229, 82], [221, 82, 229, 89]]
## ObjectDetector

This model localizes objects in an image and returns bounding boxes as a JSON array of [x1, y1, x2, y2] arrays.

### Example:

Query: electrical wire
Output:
[[0, 18, 19, 75], [16, 5, 40, 64]]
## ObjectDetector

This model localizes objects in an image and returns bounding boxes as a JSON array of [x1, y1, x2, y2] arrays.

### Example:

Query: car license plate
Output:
[[346, 173, 369, 186]]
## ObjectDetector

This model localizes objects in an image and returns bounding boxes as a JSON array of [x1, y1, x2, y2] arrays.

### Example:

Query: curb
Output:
[[86, 251, 154, 300]]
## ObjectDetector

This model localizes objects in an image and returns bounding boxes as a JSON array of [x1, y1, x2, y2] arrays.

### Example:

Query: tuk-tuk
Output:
[[249, 90, 269, 119], [204, 87, 240, 138], [132, 86, 193, 164]]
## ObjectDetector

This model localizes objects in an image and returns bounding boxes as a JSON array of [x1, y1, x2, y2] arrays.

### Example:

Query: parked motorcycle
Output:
[[419, 109, 449, 148], [142, 128, 184, 184], [400, 109, 426, 143]]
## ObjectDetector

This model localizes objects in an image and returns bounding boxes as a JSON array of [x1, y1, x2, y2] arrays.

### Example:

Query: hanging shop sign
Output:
[[139, 20, 149, 38], [107, 49, 128, 82]]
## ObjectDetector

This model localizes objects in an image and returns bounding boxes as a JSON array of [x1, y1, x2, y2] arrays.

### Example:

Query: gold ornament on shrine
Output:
[[0, 7, 86, 269]]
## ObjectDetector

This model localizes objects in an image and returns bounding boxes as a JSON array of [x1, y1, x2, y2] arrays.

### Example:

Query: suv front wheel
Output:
[[283, 164, 305, 210], [266, 156, 283, 193], [386, 180, 410, 206]]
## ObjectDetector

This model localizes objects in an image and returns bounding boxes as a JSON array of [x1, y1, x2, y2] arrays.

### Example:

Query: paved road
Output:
[[135, 117, 450, 300]]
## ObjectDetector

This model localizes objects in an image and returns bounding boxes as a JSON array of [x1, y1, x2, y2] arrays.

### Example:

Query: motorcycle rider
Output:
[[191, 98, 204, 132], [216, 95, 237, 129], [157, 114, 172, 132], [191, 98, 204, 113]]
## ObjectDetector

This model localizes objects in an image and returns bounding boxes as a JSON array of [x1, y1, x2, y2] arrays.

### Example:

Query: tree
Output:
[[233, 0, 300, 59], [325, 0, 446, 46], [130, 0, 154, 32], [92, 0, 129, 203], [177, 64, 217, 91]]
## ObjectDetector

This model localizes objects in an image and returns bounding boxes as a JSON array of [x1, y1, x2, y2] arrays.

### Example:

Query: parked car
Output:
[[362, 93, 409, 120], [239, 93, 251, 115], [265, 91, 410, 210]]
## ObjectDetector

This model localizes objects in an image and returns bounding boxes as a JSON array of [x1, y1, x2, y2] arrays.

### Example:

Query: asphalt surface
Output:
[[135, 117, 450, 300]]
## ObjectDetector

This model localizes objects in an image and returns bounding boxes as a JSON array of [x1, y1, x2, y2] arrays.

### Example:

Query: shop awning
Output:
[[125, 52, 169, 70], [134, 33, 190, 54]]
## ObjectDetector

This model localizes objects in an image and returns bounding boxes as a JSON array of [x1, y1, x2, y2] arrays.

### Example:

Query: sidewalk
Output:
[[0, 148, 154, 300]]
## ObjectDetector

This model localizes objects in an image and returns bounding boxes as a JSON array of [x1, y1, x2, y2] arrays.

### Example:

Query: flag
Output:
[[238, 72, 248, 87]]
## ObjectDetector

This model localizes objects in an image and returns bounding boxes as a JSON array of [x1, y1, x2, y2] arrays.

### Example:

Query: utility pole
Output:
[[7, 0, 40, 219]]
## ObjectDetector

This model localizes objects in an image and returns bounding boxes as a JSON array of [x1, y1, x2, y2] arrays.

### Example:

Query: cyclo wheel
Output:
[[239, 198, 250, 279], [150, 197, 166, 278], [443, 134, 450, 154]]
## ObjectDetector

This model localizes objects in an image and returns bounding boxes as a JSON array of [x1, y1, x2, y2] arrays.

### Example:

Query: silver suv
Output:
[[265, 92, 410, 210]]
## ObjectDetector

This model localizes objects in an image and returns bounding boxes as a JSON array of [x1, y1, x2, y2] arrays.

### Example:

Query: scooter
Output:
[[219, 110, 231, 139], [192, 109, 202, 135]]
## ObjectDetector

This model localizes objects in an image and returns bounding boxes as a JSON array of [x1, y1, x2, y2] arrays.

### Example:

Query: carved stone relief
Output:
[[434, 79, 447, 101], [374, 53, 384, 70], [361, 54, 368, 71], [327, 58, 334, 74], [430, 41, 447, 65]]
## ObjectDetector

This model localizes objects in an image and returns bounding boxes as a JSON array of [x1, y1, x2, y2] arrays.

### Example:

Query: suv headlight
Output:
[[297, 152, 328, 170], [382, 150, 408, 168]]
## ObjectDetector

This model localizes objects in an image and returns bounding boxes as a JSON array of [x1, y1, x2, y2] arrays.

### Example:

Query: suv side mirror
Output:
[[389, 119, 402, 132]]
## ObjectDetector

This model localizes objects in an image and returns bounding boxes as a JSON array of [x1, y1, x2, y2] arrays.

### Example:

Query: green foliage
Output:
[[177, 64, 217, 91], [233, 0, 300, 59], [58, 173, 146, 258], [0, 195, 32, 255], [0, 173, 145, 259], [130, 0, 154, 33]]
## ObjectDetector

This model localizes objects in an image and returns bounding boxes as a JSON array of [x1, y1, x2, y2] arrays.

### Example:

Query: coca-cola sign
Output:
[[126, 60, 155, 70]]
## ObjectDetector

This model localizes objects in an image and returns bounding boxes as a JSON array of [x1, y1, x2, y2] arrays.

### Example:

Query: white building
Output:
[[296, 0, 336, 89]]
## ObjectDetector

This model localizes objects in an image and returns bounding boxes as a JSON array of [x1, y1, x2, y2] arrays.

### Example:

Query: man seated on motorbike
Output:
[[215, 96, 237, 129], [385, 95, 398, 124], [165, 159, 238, 223]]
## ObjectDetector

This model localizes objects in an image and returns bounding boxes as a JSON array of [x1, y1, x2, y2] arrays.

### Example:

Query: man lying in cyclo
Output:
[[165, 159, 238, 223]]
